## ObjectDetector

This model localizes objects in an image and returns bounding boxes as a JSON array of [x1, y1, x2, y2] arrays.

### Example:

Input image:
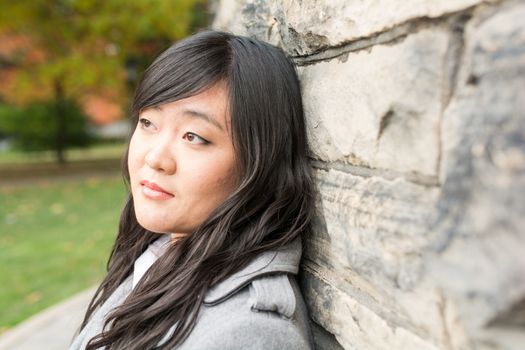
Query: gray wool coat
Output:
[[69, 236, 315, 350]]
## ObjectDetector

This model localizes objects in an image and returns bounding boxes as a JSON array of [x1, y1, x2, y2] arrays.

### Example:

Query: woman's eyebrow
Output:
[[181, 108, 224, 131], [152, 105, 224, 132]]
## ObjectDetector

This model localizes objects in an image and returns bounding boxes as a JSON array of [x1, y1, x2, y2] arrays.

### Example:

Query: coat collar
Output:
[[203, 237, 302, 305], [132, 235, 302, 305]]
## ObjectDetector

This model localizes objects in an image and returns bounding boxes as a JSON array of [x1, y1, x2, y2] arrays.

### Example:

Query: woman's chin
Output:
[[136, 218, 172, 234]]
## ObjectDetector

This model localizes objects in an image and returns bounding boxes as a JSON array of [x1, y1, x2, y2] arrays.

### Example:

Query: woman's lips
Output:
[[140, 180, 174, 200]]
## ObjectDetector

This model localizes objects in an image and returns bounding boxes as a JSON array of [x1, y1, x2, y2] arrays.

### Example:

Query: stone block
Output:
[[428, 1, 525, 348], [299, 28, 449, 178], [304, 168, 456, 347], [301, 268, 441, 350], [213, 0, 488, 55]]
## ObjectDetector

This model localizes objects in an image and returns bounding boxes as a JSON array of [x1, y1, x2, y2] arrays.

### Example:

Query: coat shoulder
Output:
[[201, 274, 312, 350], [207, 302, 312, 350], [178, 273, 314, 350]]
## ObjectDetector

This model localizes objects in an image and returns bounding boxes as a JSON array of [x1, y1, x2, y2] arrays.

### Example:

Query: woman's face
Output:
[[128, 82, 238, 235]]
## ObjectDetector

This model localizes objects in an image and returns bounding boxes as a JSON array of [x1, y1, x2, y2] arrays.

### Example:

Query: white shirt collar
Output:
[[132, 234, 171, 289]]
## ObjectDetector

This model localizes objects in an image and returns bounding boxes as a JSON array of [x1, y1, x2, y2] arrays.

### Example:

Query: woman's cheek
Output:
[[128, 136, 146, 177]]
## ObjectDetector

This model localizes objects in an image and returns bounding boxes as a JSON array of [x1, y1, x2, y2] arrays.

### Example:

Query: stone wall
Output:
[[213, 1, 525, 349]]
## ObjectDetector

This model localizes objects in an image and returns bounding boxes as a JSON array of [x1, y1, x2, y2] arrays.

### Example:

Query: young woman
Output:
[[70, 30, 316, 350]]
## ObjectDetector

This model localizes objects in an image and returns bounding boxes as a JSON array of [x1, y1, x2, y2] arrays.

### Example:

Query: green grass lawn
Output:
[[0, 175, 127, 334]]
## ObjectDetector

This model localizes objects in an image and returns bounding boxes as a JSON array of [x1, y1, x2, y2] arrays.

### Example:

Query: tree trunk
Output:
[[54, 79, 67, 164]]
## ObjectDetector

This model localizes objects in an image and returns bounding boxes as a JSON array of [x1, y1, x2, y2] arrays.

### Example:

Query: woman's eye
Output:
[[138, 118, 156, 130], [183, 132, 209, 145]]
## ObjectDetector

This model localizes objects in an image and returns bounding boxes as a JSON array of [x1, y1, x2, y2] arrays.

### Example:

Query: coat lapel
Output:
[[203, 237, 302, 306]]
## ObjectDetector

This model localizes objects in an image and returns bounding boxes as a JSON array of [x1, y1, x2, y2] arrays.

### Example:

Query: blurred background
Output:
[[0, 0, 211, 335]]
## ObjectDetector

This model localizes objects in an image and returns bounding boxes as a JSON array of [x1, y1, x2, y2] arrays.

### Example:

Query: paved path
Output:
[[0, 170, 121, 189], [0, 287, 96, 350], [0, 158, 122, 183]]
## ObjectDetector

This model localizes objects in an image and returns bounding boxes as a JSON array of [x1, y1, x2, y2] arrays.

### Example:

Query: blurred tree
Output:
[[0, 100, 92, 152], [0, 0, 210, 163]]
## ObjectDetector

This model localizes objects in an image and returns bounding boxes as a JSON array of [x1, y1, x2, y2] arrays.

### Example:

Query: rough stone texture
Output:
[[427, 2, 525, 349], [213, 0, 525, 349], [298, 28, 448, 178], [303, 169, 444, 349], [213, 0, 492, 55]]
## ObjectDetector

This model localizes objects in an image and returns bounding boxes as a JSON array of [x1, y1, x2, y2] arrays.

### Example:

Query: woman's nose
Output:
[[144, 138, 176, 175]]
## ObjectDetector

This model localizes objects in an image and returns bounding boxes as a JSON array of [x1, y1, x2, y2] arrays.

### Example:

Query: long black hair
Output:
[[80, 30, 315, 349]]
